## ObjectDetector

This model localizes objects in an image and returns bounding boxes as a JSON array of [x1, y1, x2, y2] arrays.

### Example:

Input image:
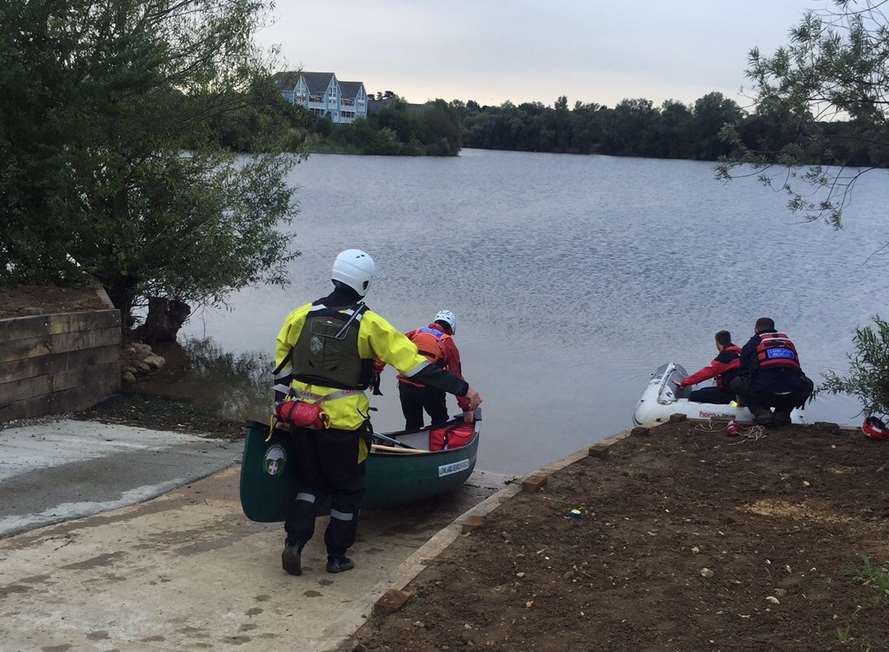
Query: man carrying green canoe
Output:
[[272, 249, 483, 575]]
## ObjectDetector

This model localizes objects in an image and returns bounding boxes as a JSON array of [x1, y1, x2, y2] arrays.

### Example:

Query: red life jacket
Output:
[[756, 332, 800, 370], [715, 344, 742, 389], [410, 326, 448, 364], [399, 325, 451, 388], [429, 422, 474, 451]]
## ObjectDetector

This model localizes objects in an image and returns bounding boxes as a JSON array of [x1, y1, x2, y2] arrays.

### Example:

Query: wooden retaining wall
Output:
[[0, 310, 121, 422]]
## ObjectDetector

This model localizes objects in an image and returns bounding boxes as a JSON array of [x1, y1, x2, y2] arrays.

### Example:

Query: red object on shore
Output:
[[726, 419, 740, 437], [863, 416, 889, 441], [275, 400, 329, 430], [430, 423, 475, 451]]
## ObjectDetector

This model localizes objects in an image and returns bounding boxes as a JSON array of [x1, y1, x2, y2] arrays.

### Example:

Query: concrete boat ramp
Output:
[[0, 419, 499, 651]]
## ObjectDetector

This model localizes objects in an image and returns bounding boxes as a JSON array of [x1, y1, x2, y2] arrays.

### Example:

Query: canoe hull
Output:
[[239, 420, 479, 522], [364, 432, 478, 509]]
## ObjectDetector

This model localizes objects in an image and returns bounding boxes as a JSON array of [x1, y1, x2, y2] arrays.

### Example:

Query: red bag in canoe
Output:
[[429, 423, 474, 451]]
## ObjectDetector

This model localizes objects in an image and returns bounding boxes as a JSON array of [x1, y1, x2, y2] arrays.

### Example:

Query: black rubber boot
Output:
[[750, 406, 773, 426], [326, 556, 355, 573], [772, 409, 792, 427], [282, 543, 302, 576]]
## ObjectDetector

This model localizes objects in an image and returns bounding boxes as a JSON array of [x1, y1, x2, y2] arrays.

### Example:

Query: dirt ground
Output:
[[353, 422, 889, 651], [0, 285, 108, 318], [76, 393, 243, 439], [76, 343, 249, 438]]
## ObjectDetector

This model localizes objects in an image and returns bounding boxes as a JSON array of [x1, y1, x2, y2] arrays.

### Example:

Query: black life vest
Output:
[[289, 303, 374, 390], [756, 332, 800, 370], [716, 344, 742, 389]]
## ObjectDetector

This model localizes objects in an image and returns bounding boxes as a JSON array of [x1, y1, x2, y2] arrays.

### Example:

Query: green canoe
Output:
[[239, 417, 480, 522]]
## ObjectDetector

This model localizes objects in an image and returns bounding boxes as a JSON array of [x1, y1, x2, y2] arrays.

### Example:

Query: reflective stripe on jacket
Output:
[[276, 303, 430, 432]]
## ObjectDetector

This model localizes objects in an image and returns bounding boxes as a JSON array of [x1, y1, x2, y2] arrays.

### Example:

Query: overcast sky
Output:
[[257, 0, 826, 107]]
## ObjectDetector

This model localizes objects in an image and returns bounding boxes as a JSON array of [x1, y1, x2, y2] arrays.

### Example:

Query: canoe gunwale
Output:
[[370, 428, 480, 458], [243, 417, 480, 459]]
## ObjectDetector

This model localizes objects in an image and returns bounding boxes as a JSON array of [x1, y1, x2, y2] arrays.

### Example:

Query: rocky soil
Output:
[[120, 341, 167, 385], [353, 422, 889, 651], [0, 285, 109, 319]]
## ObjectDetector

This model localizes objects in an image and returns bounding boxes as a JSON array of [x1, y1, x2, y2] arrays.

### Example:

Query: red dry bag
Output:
[[429, 423, 474, 451], [275, 400, 329, 430]]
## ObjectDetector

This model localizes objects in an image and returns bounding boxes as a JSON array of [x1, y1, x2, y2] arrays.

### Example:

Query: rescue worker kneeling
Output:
[[273, 249, 482, 576], [677, 330, 741, 404], [729, 317, 813, 427]]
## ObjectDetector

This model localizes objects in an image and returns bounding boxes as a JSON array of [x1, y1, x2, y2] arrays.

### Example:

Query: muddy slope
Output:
[[354, 422, 889, 651]]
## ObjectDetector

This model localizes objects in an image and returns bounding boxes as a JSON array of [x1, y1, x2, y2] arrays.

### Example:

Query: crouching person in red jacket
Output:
[[678, 330, 741, 404], [396, 310, 473, 431]]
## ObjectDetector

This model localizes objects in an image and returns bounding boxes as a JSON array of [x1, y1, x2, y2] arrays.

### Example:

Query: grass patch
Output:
[[845, 555, 889, 602]]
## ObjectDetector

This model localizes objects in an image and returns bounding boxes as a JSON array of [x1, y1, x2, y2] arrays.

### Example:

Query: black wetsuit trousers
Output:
[[399, 382, 448, 431], [730, 370, 814, 412], [284, 426, 367, 557]]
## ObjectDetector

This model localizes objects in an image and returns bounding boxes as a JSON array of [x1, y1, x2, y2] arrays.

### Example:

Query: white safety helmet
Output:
[[332, 249, 376, 297], [434, 309, 457, 334]]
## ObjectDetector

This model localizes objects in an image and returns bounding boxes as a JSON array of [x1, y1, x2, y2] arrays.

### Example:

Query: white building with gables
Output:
[[272, 71, 368, 124]]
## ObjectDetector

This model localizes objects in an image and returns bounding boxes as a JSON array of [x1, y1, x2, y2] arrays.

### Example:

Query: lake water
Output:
[[182, 148, 887, 474]]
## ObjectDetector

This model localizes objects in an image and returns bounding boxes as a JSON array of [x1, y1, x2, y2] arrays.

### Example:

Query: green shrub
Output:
[[821, 317, 889, 417]]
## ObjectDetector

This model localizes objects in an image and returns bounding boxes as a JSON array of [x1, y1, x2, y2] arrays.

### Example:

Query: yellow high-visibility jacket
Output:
[[275, 303, 429, 434]]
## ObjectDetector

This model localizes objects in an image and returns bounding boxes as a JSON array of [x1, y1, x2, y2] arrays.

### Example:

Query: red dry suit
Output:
[[679, 344, 742, 389], [398, 323, 470, 412]]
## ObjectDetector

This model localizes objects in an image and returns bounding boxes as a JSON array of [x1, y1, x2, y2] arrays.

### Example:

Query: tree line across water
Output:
[[220, 85, 886, 168], [209, 83, 462, 156], [457, 93, 881, 166]]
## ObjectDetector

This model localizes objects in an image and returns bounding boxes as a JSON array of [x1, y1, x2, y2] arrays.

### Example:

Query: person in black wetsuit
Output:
[[729, 317, 813, 427]]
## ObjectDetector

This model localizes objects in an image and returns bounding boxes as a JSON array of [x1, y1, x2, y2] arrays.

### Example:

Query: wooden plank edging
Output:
[[0, 345, 120, 385], [0, 309, 120, 342], [0, 326, 120, 364], [0, 308, 122, 422]]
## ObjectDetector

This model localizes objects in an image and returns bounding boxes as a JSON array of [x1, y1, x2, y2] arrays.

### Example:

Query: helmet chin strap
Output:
[[332, 280, 364, 299]]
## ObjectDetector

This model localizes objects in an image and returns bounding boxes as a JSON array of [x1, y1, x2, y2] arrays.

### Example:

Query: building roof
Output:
[[271, 71, 301, 90], [300, 72, 336, 95], [338, 81, 364, 99], [271, 71, 336, 95]]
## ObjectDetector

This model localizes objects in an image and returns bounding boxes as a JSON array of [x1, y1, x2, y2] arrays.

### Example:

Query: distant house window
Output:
[[309, 95, 321, 102], [342, 98, 354, 106]]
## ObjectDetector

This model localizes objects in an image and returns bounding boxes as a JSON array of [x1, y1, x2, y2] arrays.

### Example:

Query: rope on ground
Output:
[[728, 424, 768, 446], [692, 420, 723, 433]]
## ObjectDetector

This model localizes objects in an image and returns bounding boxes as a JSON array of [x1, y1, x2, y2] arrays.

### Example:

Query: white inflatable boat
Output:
[[633, 362, 807, 427]]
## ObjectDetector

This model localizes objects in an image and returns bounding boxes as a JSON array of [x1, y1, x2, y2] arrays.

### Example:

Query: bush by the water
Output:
[[821, 317, 889, 419]]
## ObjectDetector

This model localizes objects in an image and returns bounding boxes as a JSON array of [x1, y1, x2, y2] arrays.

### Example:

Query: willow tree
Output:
[[718, 0, 889, 227], [0, 1, 299, 334]]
